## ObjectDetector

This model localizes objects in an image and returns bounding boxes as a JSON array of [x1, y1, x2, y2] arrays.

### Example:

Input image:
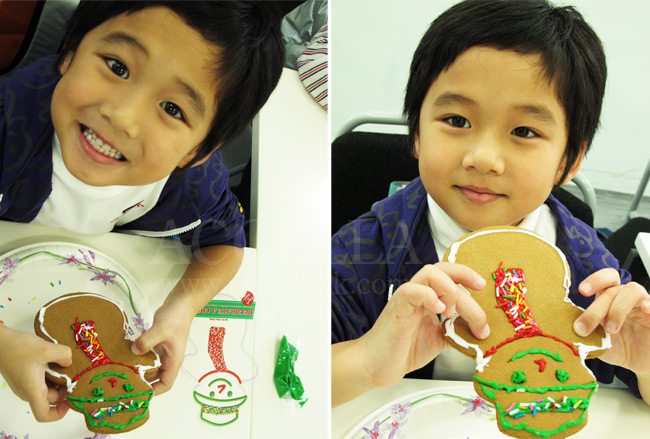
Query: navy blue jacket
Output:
[[0, 56, 245, 251], [332, 177, 640, 396]]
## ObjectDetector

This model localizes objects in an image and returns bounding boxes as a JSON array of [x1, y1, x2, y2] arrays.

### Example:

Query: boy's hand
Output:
[[573, 268, 650, 375], [358, 262, 489, 389], [130, 298, 195, 396], [0, 325, 72, 422]]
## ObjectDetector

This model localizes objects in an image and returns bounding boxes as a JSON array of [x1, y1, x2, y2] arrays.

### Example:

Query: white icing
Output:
[[37, 292, 161, 393], [443, 315, 492, 372], [444, 227, 610, 373]]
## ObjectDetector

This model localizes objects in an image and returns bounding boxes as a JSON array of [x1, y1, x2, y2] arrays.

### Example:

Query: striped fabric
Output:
[[297, 24, 328, 110]]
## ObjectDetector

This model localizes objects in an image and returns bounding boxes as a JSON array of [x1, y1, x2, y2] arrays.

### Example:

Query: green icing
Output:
[[511, 370, 527, 384], [90, 372, 128, 383], [92, 387, 104, 397], [481, 384, 496, 400], [67, 390, 154, 431], [474, 375, 596, 394], [556, 369, 570, 383], [510, 349, 563, 362]]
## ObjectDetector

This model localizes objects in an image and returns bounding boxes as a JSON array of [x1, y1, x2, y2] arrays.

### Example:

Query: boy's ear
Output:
[[413, 134, 420, 159], [555, 140, 587, 185], [59, 52, 74, 75]]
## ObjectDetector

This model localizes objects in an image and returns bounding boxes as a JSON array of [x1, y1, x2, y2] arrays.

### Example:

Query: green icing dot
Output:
[[556, 369, 570, 383], [511, 370, 527, 384], [92, 387, 104, 397], [124, 383, 134, 392]]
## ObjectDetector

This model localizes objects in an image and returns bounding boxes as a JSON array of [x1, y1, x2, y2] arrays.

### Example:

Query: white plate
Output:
[[0, 242, 154, 439], [344, 386, 507, 439], [344, 385, 602, 439]]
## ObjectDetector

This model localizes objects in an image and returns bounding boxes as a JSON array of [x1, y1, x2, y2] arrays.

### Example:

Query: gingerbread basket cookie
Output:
[[442, 226, 610, 439], [34, 292, 160, 434]]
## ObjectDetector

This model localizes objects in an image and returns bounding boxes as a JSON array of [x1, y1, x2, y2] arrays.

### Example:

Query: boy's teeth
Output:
[[82, 126, 123, 160]]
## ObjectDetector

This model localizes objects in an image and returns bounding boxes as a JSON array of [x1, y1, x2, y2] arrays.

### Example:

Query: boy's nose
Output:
[[98, 97, 141, 139], [461, 136, 505, 175]]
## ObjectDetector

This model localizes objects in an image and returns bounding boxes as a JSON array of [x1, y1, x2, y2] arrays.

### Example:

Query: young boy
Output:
[[331, 0, 650, 407], [0, 1, 284, 422]]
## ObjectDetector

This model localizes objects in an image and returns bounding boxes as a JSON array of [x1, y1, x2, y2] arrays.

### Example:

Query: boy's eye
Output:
[[512, 126, 539, 138], [444, 116, 471, 129], [161, 101, 185, 121], [106, 58, 129, 79]]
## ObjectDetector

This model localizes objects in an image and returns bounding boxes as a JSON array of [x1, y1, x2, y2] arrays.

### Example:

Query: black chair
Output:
[[331, 131, 418, 234], [604, 217, 650, 288]]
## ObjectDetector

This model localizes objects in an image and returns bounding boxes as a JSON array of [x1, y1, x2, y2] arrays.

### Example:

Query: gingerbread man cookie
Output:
[[443, 226, 610, 438], [34, 292, 160, 434]]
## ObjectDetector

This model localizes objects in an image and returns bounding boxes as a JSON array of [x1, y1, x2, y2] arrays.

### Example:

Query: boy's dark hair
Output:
[[56, 1, 284, 168], [404, 0, 606, 185]]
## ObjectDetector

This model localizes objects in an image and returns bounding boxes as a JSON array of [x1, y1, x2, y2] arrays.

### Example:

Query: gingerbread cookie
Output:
[[34, 292, 160, 434], [442, 226, 610, 439]]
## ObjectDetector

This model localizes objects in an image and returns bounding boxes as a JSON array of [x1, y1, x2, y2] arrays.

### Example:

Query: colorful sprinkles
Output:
[[506, 396, 588, 419], [208, 327, 228, 372], [494, 263, 538, 335], [90, 399, 150, 419]]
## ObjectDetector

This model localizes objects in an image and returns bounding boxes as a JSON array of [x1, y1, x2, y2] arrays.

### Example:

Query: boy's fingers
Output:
[[151, 363, 180, 396], [455, 291, 490, 339], [131, 329, 163, 356], [419, 262, 486, 290], [579, 268, 621, 297], [392, 283, 446, 317], [574, 287, 618, 336], [409, 263, 484, 317], [601, 282, 649, 333], [29, 391, 68, 422], [47, 343, 72, 367]]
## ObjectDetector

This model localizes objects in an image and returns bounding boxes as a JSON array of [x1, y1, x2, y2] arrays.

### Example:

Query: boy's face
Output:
[[51, 7, 218, 186], [416, 47, 584, 231]]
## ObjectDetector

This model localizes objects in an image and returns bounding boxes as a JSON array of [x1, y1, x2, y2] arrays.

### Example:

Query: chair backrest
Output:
[[331, 131, 418, 234]]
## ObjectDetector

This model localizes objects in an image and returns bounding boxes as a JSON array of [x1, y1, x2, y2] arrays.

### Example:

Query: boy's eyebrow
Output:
[[431, 92, 476, 108], [100, 31, 149, 57], [514, 104, 557, 126], [176, 78, 206, 119]]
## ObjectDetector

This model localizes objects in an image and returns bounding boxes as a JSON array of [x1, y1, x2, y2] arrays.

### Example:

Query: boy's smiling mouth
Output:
[[456, 185, 504, 204], [80, 124, 127, 162]]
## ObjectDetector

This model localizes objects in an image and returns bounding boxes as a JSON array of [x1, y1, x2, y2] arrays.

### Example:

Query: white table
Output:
[[250, 67, 329, 437], [332, 378, 650, 439], [0, 67, 329, 438]]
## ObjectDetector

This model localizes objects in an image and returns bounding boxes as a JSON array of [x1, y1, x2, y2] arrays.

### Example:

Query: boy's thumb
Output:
[[131, 331, 157, 356], [50, 344, 73, 368]]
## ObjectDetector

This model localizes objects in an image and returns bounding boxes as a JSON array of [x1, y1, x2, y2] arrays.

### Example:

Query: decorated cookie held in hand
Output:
[[34, 293, 160, 434], [443, 227, 610, 439]]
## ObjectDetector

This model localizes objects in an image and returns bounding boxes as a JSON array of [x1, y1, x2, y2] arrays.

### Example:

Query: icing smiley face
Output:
[[67, 367, 154, 431], [193, 370, 248, 426], [443, 227, 610, 439], [475, 337, 597, 438]]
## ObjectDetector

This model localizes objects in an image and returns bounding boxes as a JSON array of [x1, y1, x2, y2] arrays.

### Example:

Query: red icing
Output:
[[71, 318, 138, 381], [534, 358, 547, 372], [487, 264, 579, 358]]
